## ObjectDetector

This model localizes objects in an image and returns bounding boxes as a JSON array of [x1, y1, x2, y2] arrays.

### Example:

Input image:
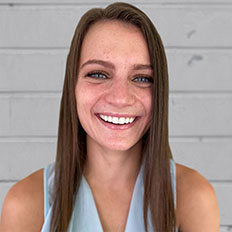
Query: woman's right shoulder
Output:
[[0, 168, 45, 231]]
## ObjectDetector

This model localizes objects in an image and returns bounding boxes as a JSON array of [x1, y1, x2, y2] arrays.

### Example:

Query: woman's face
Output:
[[75, 20, 153, 152]]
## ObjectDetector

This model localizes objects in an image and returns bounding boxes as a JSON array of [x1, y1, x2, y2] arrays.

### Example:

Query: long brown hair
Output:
[[50, 2, 176, 232]]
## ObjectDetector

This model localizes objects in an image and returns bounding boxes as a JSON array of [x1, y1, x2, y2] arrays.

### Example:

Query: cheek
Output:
[[75, 87, 91, 135], [75, 83, 100, 118], [75, 82, 91, 106]]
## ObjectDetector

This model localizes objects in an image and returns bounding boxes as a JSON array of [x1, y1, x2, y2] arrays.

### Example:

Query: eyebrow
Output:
[[80, 59, 115, 70], [80, 59, 153, 71], [133, 64, 153, 71]]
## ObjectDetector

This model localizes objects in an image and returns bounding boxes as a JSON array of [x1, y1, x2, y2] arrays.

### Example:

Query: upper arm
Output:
[[176, 164, 220, 232], [0, 169, 44, 232]]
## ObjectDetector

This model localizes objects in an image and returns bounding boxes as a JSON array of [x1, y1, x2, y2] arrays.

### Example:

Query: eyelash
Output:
[[86, 72, 108, 79], [85, 71, 153, 84], [133, 76, 153, 83]]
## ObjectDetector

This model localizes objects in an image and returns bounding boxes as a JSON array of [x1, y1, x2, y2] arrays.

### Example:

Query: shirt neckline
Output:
[[70, 162, 145, 232]]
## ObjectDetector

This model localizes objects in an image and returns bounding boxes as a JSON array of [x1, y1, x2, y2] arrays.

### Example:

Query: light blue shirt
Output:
[[41, 160, 176, 232]]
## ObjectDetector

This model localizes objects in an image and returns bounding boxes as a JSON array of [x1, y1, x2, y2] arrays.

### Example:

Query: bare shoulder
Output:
[[0, 169, 44, 232], [175, 163, 220, 232]]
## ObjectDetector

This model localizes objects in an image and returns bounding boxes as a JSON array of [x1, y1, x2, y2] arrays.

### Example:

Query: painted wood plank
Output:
[[171, 139, 232, 181], [0, 141, 56, 180], [213, 183, 232, 225], [0, 97, 10, 136], [0, 5, 232, 47], [0, 0, 231, 4], [1, 49, 232, 92], [10, 95, 60, 136], [0, 139, 231, 181], [169, 94, 232, 136], [0, 94, 231, 136]]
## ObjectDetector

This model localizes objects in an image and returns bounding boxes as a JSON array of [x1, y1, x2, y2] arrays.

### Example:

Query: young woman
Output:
[[0, 2, 219, 232]]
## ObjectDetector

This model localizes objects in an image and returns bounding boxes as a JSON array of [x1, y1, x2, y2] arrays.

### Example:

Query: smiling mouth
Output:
[[98, 114, 137, 125]]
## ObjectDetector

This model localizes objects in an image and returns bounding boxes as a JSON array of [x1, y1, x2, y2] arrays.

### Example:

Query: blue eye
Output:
[[86, 72, 107, 79], [133, 76, 153, 83]]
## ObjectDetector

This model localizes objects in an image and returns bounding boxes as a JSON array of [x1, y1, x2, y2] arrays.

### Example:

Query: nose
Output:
[[104, 77, 135, 108]]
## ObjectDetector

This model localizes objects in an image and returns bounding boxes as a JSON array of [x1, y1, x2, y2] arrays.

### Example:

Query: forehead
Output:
[[79, 20, 150, 64]]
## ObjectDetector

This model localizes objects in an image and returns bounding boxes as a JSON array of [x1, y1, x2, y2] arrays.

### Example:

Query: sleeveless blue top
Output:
[[41, 160, 176, 232]]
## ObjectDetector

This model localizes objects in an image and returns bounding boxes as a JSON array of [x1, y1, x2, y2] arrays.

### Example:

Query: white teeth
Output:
[[108, 116, 112, 122], [112, 117, 118, 124], [99, 114, 136, 125], [119, 117, 125, 124]]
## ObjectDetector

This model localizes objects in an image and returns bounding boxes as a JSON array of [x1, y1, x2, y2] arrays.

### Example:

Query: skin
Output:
[[0, 21, 220, 232]]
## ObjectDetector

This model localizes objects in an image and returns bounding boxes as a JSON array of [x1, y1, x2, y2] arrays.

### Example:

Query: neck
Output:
[[83, 136, 142, 189]]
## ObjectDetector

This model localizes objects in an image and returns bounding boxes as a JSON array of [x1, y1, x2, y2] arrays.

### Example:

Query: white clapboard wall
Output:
[[0, 0, 231, 230]]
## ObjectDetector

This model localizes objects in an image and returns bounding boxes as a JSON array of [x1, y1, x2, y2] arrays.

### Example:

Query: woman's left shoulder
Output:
[[175, 163, 220, 232]]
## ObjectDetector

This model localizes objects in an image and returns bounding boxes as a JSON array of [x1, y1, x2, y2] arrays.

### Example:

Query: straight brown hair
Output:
[[50, 2, 176, 232]]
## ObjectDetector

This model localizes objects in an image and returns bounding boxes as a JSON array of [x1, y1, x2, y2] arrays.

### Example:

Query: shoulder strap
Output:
[[43, 163, 55, 219], [170, 159, 176, 208]]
